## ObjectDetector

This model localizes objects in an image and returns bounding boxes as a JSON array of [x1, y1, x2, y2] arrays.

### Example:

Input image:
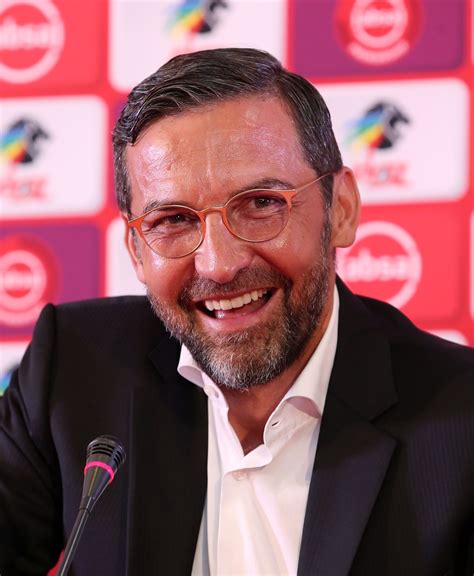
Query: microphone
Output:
[[57, 435, 126, 576]]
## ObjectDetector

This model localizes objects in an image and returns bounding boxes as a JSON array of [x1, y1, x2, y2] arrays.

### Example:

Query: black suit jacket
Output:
[[0, 281, 473, 575]]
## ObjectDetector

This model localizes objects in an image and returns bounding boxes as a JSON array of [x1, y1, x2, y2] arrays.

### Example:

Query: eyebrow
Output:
[[139, 178, 296, 215]]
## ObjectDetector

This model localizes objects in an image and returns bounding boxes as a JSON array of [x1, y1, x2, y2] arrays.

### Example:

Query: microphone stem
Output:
[[56, 508, 91, 576]]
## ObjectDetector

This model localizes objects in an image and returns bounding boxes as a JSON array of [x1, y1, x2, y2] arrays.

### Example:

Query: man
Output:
[[0, 48, 472, 576]]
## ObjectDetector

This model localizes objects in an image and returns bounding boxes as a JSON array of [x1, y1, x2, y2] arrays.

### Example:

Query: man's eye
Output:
[[252, 196, 283, 208], [242, 193, 286, 212], [144, 211, 197, 232], [160, 213, 190, 225]]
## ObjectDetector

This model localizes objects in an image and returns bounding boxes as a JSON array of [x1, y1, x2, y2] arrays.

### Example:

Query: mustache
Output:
[[178, 267, 291, 307]]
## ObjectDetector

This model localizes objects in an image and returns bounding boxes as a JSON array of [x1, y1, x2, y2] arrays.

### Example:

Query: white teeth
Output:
[[204, 289, 268, 313], [231, 296, 244, 308]]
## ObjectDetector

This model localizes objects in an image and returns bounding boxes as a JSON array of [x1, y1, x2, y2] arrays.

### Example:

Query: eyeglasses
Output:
[[127, 172, 332, 259]]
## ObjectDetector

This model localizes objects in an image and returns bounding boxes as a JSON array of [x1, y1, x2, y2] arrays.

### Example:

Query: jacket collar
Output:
[[125, 332, 208, 576], [298, 279, 398, 575]]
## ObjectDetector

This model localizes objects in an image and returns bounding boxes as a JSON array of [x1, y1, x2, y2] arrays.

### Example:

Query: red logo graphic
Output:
[[0, 237, 56, 326], [0, 0, 65, 84], [336, 0, 421, 66], [338, 221, 422, 308]]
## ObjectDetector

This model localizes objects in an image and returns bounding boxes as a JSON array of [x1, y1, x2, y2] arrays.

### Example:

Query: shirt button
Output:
[[233, 470, 247, 481]]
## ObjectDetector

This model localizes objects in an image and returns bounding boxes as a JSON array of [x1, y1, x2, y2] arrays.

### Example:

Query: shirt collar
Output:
[[283, 286, 339, 418], [178, 286, 339, 418]]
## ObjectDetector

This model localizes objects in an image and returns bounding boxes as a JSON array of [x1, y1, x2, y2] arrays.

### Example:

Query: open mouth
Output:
[[197, 289, 273, 319]]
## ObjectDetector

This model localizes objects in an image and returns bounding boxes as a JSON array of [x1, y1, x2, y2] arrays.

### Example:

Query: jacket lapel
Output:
[[125, 334, 208, 576], [298, 282, 398, 576]]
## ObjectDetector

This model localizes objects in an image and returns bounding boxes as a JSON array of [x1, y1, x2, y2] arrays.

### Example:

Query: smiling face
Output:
[[125, 96, 359, 390]]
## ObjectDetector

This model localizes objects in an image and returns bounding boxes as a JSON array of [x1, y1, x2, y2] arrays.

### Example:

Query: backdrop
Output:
[[1, 0, 473, 396]]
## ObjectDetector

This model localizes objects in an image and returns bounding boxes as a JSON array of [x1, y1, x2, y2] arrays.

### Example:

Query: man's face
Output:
[[125, 96, 358, 390]]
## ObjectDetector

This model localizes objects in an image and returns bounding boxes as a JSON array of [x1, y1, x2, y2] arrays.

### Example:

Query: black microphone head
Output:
[[81, 435, 126, 513], [86, 435, 126, 473]]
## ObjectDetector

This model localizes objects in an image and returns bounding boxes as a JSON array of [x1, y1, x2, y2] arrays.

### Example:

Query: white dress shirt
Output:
[[178, 288, 339, 576]]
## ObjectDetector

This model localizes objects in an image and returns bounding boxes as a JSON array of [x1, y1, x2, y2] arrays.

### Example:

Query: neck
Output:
[[222, 290, 334, 454]]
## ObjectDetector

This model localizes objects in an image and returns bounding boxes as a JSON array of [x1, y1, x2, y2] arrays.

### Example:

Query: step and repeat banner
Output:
[[1, 0, 473, 394]]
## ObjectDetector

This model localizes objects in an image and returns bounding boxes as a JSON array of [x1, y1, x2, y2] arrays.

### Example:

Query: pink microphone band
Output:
[[84, 461, 115, 483]]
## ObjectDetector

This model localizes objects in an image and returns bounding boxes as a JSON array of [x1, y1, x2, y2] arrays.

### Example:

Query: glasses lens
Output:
[[140, 206, 201, 258], [227, 190, 290, 242]]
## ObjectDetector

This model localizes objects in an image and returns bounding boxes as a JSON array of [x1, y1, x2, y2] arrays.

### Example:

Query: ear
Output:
[[330, 167, 360, 248], [122, 214, 146, 285]]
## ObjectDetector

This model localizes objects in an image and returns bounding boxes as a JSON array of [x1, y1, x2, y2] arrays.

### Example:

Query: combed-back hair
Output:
[[113, 48, 343, 215]]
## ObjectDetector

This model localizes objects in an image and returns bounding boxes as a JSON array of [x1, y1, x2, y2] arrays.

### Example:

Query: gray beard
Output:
[[148, 225, 332, 391]]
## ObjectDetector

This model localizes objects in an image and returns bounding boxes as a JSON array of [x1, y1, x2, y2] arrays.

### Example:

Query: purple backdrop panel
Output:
[[0, 224, 100, 337], [293, 0, 465, 77]]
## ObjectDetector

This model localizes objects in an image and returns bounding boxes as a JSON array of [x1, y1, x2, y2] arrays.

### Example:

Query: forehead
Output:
[[125, 96, 311, 210]]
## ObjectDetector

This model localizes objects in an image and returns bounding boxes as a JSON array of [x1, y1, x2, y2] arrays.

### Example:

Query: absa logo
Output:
[[0, 237, 56, 326], [0, 0, 65, 84], [338, 221, 422, 309], [336, 0, 421, 66]]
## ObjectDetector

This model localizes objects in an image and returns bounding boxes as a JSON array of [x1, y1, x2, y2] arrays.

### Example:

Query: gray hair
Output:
[[112, 48, 343, 215]]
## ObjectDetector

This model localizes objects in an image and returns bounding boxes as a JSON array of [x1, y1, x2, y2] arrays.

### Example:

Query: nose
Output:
[[193, 213, 254, 284]]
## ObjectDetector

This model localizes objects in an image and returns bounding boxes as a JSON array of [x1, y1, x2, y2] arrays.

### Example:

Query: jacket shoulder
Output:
[[360, 294, 472, 359], [38, 295, 166, 340], [54, 295, 156, 320], [28, 296, 170, 400], [354, 294, 474, 398]]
